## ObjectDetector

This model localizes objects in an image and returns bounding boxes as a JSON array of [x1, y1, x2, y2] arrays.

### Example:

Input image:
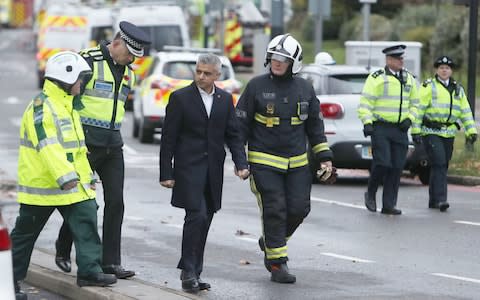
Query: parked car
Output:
[[132, 47, 242, 143], [298, 63, 430, 184], [0, 204, 15, 300]]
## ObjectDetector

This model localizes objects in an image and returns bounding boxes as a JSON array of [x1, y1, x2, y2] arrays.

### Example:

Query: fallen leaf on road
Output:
[[235, 229, 250, 236], [239, 259, 250, 265]]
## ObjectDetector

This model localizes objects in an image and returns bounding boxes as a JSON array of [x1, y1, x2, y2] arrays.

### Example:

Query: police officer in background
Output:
[[358, 45, 419, 215], [54, 21, 151, 279], [411, 56, 477, 212], [236, 34, 336, 284], [12, 52, 117, 299]]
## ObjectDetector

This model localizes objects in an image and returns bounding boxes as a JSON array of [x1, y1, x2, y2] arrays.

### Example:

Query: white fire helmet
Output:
[[45, 51, 91, 85], [314, 52, 336, 65], [265, 34, 303, 74]]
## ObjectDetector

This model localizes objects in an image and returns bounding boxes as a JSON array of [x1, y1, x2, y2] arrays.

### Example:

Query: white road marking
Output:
[[311, 196, 366, 210], [320, 252, 374, 263], [123, 144, 138, 155], [236, 236, 258, 243], [454, 220, 480, 227], [6, 97, 19, 104], [163, 223, 183, 229], [10, 117, 22, 127], [431, 273, 480, 284]]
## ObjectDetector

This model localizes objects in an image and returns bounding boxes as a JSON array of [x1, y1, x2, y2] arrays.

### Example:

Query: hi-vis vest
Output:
[[17, 80, 96, 206], [79, 46, 134, 130], [358, 68, 419, 125], [411, 77, 478, 138]]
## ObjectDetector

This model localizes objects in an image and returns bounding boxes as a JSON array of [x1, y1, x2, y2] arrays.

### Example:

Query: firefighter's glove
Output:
[[317, 162, 337, 184], [411, 134, 422, 145], [399, 118, 412, 132], [466, 134, 477, 145], [363, 124, 374, 137]]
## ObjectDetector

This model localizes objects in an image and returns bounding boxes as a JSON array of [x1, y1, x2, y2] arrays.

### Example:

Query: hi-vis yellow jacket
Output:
[[79, 46, 134, 130], [17, 80, 96, 206], [358, 68, 419, 125]]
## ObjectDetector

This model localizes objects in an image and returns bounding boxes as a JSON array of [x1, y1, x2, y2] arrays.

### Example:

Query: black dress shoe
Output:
[[381, 207, 402, 215], [103, 265, 135, 279], [258, 237, 271, 272], [270, 263, 296, 284], [15, 281, 28, 300], [55, 256, 71, 273], [364, 192, 377, 212], [429, 202, 439, 209], [77, 272, 117, 287], [197, 277, 211, 290], [180, 271, 199, 293], [439, 202, 450, 212]]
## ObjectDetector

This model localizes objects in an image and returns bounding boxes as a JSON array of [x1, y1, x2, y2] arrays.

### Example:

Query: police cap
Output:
[[119, 21, 151, 57], [382, 44, 406, 58], [434, 55, 454, 68]]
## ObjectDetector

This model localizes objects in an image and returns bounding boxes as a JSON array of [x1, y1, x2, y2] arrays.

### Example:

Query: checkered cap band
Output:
[[120, 29, 142, 51]]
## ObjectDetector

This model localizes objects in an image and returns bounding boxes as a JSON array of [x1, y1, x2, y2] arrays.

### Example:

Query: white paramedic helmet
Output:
[[265, 34, 303, 74], [44, 51, 91, 85], [314, 52, 336, 65]]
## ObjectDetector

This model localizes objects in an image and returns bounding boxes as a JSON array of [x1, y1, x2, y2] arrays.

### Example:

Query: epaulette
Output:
[[422, 79, 432, 87], [80, 47, 104, 61], [402, 68, 416, 78], [371, 69, 384, 78], [33, 92, 47, 107]]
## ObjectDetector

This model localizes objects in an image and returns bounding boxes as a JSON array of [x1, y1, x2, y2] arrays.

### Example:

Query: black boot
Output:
[[55, 240, 71, 273], [364, 192, 376, 212], [439, 202, 450, 212], [102, 265, 135, 279], [77, 273, 117, 287], [180, 270, 199, 293], [270, 263, 296, 284], [14, 281, 28, 300], [258, 237, 271, 272]]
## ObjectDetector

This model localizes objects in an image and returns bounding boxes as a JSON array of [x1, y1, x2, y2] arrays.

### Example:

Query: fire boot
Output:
[[270, 263, 296, 284]]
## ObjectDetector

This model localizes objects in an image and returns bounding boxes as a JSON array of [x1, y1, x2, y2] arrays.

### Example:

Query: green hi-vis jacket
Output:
[[17, 80, 96, 206], [358, 68, 419, 125], [411, 77, 477, 138], [79, 46, 134, 130]]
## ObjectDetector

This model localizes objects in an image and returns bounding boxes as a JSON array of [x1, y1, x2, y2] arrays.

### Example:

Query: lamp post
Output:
[[359, 0, 377, 41]]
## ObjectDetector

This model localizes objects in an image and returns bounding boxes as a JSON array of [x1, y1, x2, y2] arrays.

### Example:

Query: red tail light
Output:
[[150, 80, 162, 89], [320, 103, 344, 119], [0, 226, 11, 251]]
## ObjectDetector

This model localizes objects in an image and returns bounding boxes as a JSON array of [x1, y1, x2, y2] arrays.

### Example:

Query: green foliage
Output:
[[338, 14, 393, 42], [449, 132, 480, 176]]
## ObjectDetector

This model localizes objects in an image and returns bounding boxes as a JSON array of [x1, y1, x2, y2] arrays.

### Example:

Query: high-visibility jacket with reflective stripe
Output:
[[17, 80, 96, 206], [79, 46, 134, 130], [358, 68, 419, 125], [236, 74, 332, 172], [412, 77, 477, 138]]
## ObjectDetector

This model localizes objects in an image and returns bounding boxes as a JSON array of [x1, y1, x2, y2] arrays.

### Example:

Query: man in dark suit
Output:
[[159, 53, 249, 294]]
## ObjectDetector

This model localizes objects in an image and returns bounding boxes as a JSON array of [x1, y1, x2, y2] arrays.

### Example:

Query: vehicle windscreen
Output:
[[139, 25, 183, 55], [306, 73, 367, 95], [90, 26, 113, 46], [162, 61, 231, 81]]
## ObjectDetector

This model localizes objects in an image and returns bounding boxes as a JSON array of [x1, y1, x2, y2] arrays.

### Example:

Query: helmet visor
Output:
[[271, 53, 290, 63]]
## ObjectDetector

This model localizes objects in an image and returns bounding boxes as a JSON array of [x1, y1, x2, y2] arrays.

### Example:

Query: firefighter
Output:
[[54, 21, 151, 279], [358, 44, 419, 215], [411, 55, 477, 211], [11, 52, 117, 299], [236, 34, 336, 284]]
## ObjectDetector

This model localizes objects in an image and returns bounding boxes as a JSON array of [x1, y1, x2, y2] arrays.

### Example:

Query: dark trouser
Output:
[[57, 146, 125, 266], [249, 166, 311, 264], [368, 123, 409, 209], [11, 200, 102, 281], [423, 134, 454, 205], [177, 178, 214, 277]]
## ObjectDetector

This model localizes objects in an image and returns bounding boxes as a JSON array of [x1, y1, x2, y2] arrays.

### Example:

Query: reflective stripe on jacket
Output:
[[17, 80, 96, 206], [358, 68, 419, 125], [412, 77, 477, 138], [79, 46, 134, 130]]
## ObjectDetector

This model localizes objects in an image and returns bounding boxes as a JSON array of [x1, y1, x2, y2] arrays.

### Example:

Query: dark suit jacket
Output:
[[159, 82, 248, 212]]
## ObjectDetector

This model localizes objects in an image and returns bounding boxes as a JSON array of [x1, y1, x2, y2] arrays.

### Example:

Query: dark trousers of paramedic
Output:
[[423, 134, 454, 205], [250, 165, 311, 264], [368, 123, 408, 209], [177, 174, 214, 277], [57, 146, 125, 266], [11, 200, 102, 281]]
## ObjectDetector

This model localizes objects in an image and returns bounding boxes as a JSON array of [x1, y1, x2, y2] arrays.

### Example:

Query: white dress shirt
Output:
[[198, 85, 215, 118]]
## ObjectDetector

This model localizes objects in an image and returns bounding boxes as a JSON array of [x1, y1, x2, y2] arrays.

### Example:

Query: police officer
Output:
[[236, 34, 336, 284], [411, 56, 477, 211], [54, 21, 151, 279], [11, 51, 117, 299], [358, 44, 419, 215]]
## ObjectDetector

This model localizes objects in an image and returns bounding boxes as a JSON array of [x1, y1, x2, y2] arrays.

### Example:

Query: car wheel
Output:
[[132, 117, 139, 138], [418, 167, 430, 185], [139, 118, 154, 144]]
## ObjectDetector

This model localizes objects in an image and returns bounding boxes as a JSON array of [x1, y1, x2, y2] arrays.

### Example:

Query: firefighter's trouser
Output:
[[11, 199, 102, 281], [423, 134, 454, 205], [368, 123, 408, 209], [250, 165, 311, 264]]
